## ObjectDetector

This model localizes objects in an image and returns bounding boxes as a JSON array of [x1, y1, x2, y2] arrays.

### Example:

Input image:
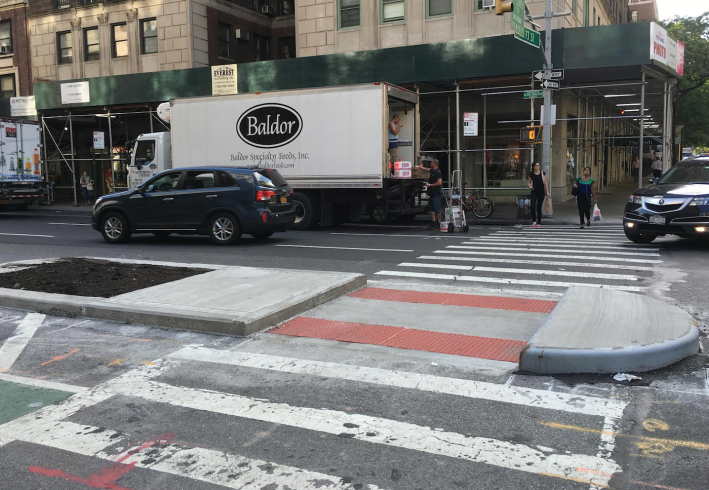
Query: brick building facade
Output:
[[0, 0, 31, 101], [628, 0, 658, 22], [27, 0, 294, 82]]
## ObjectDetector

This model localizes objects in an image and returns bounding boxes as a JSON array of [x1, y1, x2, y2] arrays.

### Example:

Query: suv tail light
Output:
[[256, 190, 276, 201]]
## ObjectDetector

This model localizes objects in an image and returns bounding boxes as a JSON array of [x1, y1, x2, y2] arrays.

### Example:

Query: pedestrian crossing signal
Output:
[[520, 128, 538, 143]]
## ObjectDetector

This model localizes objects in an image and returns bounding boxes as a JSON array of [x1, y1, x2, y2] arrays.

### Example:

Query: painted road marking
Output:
[[451, 246, 662, 260], [400, 262, 473, 270], [47, 222, 91, 226], [331, 232, 473, 239], [0, 372, 87, 393], [459, 242, 660, 254], [472, 237, 631, 245], [0, 313, 45, 373], [374, 270, 647, 292], [492, 231, 627, 238], [468, 266, 638, 281], [105, 372, 622, 487], [367, 279, 566, 298], [431, 253, 656, 270], [276, 244, 415, 252], [170, 346, 626, 417], [0, 232, 55, 238], [40, 348, 80, 366]]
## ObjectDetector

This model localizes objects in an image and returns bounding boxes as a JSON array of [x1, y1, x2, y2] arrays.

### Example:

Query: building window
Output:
[[428, 0, 451, 17], [57, 32, 73, 65], [81, 0, 100, 4], [254, 34, 270, 61], [0, 74, 15, 99], [141, 19, 158, 54], [279, 0, 293, 15], [572, 0, 577, 17], [382, 0, 405, 23], [218, 23, 231, 59], [592, 7, 596, 25], [54, 0, 70, 8], [0, 21, 11, 55], [112, 23, 128, 58], [631, 10, 638, 22], [279, 36, 295, 59], [584, 0, 589, 26], [84, 28, 99, 62], [339, 0, 360, 28]]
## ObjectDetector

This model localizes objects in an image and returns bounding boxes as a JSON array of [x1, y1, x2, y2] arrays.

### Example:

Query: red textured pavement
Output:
[[348, 288, 557, 313], [269, 317, 527, 362]]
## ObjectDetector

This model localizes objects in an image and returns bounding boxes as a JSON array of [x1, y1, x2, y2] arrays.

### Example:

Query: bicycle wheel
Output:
[[471, 197, 495, 219]]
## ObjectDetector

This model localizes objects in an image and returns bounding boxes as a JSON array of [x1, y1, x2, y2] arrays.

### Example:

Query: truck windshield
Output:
[[254, 169, 288, 188], [659, 162, 709, 185], [133, 140, 155, 166]]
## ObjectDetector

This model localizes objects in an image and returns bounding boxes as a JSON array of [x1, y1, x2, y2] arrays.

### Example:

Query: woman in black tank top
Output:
[[527, 162, 549, 227]]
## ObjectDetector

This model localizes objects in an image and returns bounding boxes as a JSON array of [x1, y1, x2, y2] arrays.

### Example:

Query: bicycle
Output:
[[461, 190, 495, 219]]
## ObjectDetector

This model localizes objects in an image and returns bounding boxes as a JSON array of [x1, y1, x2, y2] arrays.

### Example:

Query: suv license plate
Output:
[[649, 215, 665, 225], [280, 196, 287, 203]]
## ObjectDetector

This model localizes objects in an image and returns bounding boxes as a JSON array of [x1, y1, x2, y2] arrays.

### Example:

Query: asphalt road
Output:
[[0, 207, 708, 490]]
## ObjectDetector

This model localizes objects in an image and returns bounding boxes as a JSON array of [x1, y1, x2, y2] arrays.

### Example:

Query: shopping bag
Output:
[[544, 196, 552, 214], [593, 204, 602, 221]]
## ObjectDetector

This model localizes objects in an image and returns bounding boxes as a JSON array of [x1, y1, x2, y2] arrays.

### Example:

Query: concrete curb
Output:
[[0, 259, 367, 337], [519, 287, 701, 374]]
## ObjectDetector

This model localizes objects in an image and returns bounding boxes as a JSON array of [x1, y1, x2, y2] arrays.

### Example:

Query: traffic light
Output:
[[495, 0, 513, 15], [520, 128, 537, 143]]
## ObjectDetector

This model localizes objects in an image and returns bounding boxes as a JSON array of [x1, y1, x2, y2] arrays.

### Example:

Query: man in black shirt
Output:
[[416, 159, 443, 229]]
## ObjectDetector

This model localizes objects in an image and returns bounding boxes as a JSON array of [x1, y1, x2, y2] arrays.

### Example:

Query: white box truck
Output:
[[0, 119, 50, 210], [128, 83, 425, 228]]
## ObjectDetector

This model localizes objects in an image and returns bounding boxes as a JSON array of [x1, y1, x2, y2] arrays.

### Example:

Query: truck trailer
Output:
[[127, 83, 426, 229], [0, 119, 50, 210]]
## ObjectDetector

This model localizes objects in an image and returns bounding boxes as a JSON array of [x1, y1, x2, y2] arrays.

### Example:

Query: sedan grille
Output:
[[645, 203, 682, 213]]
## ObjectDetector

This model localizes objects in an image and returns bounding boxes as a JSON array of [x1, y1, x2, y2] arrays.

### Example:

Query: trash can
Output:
[[516, 195, 531, 220]]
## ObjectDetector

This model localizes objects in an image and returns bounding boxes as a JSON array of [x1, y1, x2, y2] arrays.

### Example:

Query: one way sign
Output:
[[533, 70, 564, 81], [542, 80, 560, 89]]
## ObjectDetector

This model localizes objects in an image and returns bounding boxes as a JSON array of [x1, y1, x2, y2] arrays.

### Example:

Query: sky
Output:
[[656, 0, 708, 21]]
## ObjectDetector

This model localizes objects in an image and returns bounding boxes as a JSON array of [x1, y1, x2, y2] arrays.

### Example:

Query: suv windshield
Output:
[[254, 169, 288, 188], [659, 161, 709, 185]]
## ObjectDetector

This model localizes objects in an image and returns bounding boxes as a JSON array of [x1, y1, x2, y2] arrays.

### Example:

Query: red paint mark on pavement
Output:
[[349, 287, 557, 313], [27, 433, 178, 489], [40, 348, 80, 366], [270, 317, 527, 362]]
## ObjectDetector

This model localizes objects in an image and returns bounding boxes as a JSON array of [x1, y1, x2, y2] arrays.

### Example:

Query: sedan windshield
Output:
[[659, 162, 709, 185]]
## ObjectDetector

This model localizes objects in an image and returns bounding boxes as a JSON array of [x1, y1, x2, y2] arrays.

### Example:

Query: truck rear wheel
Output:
[[368, 204, 389, 224], [292, 192, 318, 230]]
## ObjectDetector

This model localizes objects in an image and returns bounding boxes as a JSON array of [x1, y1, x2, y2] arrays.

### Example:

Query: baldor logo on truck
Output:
[[236, 103, 303, 149]]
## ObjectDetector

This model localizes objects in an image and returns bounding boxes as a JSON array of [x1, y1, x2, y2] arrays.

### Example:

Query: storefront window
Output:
[[566, 117, 578, 185]]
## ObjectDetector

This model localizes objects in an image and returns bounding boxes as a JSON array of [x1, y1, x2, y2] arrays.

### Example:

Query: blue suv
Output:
[[92, 167, 295, 245]]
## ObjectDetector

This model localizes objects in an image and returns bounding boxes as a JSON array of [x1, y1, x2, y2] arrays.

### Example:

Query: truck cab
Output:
[[127, 132, 171, 189]]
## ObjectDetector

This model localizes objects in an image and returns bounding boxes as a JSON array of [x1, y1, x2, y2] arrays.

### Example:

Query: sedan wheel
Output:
[[209, 213, 241, 245], [101, 213, 131, 244]]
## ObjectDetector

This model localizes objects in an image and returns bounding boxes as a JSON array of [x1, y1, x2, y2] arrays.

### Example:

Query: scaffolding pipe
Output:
[[68, 115, 78, 207], [455, 83, 461, 175], [483, 95, 487, 197], [639, 71, 646, 187]]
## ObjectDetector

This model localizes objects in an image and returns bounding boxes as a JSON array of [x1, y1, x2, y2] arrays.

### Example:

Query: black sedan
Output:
[[92, 166, 296, 245], [624, 156, 709, 243]]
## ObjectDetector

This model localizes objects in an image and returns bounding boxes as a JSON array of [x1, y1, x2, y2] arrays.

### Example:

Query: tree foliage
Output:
[[663, 13, 709, 147]]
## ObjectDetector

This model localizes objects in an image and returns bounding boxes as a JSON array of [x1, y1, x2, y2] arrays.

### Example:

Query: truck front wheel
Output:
[[292, 192, 318, 230]]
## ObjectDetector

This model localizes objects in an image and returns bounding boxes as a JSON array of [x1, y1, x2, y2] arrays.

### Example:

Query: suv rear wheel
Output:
[[101, 212, 131, 244], [624, 230, 657, 244], [209, 213, 241, 245]]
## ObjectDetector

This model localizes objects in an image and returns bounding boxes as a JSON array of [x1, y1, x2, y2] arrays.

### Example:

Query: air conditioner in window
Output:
[[0, 46, 9, 54], [261, 5, 275, 16], [481, 0, 495, 9], [234, 29, 250, 41]]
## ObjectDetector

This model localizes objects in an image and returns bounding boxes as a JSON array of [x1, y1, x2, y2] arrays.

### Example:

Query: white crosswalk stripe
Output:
[[374, 227, 663, 295], [0, 342, 629, 489]]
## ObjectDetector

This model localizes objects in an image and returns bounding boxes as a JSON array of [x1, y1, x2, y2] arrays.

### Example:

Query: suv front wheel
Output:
[[209, 213, 241, 245], [101, 212, 131, 244]]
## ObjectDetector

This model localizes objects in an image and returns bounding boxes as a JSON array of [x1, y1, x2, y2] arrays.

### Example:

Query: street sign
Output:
[[533, 70, 564, 81], [463, 112, 479, 136], [524, 90, 544, 99], [93, 131, 105, 150], [511, 0, 525, 38], [542, 80, 559, 89], [515, 27, 540, 49]]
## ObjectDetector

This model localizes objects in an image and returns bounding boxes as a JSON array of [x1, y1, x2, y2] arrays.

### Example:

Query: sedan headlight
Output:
[[628, 195, 642, 204], [689, 197, 709, 206]]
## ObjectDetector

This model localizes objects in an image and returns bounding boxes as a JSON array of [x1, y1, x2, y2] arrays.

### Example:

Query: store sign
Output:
[[93, 131, 105, 150], [212, 64, 238, 96], [60, 81, 90, 104], [10, 96, 37, 117], [463, 112, 478, 137], [650, 23, 685, 76]]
